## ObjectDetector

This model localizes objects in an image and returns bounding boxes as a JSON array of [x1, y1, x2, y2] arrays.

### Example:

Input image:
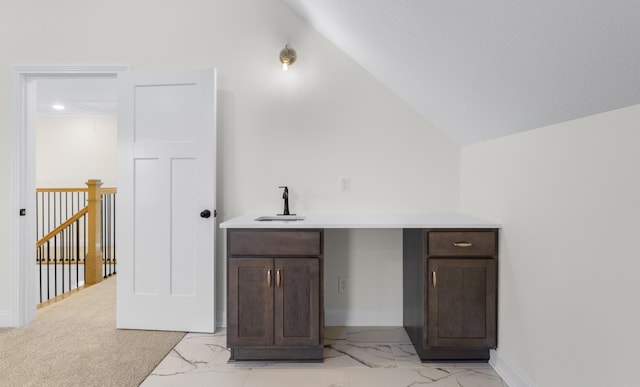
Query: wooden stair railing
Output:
[[36, 206, 88, 304], [36, 179, 117, 303], [85, 179, 103, 285], [36, 207, 89, 250]]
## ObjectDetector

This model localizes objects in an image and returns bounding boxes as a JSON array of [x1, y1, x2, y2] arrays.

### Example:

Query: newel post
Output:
[[86, 179, 104, 285]]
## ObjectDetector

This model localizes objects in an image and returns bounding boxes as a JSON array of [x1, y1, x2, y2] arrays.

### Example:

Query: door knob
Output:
[[200, 209, 211, 218]]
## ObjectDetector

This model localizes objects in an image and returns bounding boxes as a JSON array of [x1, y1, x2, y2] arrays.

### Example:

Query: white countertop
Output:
[[219, 213, 500, 229]]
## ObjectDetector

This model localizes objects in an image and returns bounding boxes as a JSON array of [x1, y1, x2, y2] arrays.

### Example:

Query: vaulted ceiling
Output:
[[36, 2, 640, 145], [283, 0, 640, 145]]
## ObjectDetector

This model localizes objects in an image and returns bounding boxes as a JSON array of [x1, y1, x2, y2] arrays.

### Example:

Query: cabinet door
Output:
[[227, 258, 274, 346], [274, 258, 320, 346], [427, 259, 496, 348]]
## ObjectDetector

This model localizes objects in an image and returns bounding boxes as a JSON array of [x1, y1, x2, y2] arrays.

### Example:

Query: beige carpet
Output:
[[0, 276, 186, 387]]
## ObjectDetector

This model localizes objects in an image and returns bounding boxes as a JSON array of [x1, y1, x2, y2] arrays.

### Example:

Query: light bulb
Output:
[[279, 44, 296, 71]]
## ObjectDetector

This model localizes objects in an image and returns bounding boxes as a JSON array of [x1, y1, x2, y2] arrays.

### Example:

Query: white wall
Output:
[[324, 229, 403, 326], [461, 104, 640, 387], [0, 0, 459, 324], [36, 116, 117, 188]]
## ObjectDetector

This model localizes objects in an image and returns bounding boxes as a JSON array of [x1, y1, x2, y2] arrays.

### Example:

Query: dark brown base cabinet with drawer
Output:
[[226, 229, 324, 361], [403, 229, 498, 361]]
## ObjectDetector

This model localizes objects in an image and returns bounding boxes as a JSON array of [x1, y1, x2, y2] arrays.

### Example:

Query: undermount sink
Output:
[[254, 215, 306, 222]]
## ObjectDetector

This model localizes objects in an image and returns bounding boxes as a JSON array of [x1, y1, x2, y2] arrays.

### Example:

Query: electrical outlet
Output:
[[338, 276, 347, 293], [339, 176, 350, 192]]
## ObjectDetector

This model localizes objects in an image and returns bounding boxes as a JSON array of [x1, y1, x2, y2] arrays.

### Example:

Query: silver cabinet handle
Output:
[[453, 242, 473, 247], [276, 269, 282, 288], [267, 269, 272, 287], [432, 271, 437, 288]]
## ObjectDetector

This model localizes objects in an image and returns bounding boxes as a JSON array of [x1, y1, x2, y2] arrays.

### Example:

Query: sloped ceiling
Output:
[[283, 0, 640, 145]]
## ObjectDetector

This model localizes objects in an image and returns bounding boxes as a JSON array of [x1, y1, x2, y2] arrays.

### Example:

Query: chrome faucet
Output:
[[278, 186, 290, 215]]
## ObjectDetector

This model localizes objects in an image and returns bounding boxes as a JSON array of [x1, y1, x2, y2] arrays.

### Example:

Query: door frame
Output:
[[10, 65, 129, 327]]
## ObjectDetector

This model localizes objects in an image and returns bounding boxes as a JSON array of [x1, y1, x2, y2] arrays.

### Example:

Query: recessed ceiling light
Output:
[[52, 104, 65, 110]]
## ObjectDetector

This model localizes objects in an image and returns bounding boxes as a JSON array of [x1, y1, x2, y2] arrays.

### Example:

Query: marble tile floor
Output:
[[142, 326, 508, 387]]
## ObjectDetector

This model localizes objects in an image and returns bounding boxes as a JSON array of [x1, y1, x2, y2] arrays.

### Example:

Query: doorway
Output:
[[10, 65, 128, 327], [35, 77, 118, 303]]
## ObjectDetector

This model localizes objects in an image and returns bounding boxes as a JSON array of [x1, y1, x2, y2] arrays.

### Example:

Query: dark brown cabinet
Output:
[[226, 229, 323, 361], [403, 229, 498, 361], [227, 258, 274, 347]]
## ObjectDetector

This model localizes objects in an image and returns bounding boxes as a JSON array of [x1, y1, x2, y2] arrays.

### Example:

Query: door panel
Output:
[[134, 83, 199, 142], [427, 258, 496, 347], [437, 265, 486, 338], [133, 158, 161, 295], [117, 69, 216, 332], [170, 158, 198, 296], [227, 258, 274, 346], [275, 258, 320, 346]]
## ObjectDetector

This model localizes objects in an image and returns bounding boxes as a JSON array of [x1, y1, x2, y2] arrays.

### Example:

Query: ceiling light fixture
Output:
[[279, 44, 297, 71], [52, 104, 65, 110]]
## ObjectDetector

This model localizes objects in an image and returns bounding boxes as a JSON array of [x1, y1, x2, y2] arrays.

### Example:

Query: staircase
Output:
[[36, 179, 117, 305]]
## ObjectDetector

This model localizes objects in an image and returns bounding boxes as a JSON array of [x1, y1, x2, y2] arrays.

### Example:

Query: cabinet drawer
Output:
[[427, 230, 496, 257], [228, 230, 322, 256]]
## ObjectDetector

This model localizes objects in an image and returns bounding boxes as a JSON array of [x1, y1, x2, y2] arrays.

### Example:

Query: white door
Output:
[[116, 69, 216, 332]]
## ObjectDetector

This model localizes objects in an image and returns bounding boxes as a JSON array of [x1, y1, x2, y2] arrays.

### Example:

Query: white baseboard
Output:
[[324, 309, 402, 326], [490, 349, 536, 387], [0, 310, 13, 327]]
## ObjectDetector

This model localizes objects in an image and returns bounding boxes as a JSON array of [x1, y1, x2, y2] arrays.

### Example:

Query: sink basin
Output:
[[254, 215, 306, 222]]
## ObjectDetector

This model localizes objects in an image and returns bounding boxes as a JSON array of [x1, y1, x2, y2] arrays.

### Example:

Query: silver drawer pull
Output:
[[267, 269, 272, 287], [453, 242, 473, 247]]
